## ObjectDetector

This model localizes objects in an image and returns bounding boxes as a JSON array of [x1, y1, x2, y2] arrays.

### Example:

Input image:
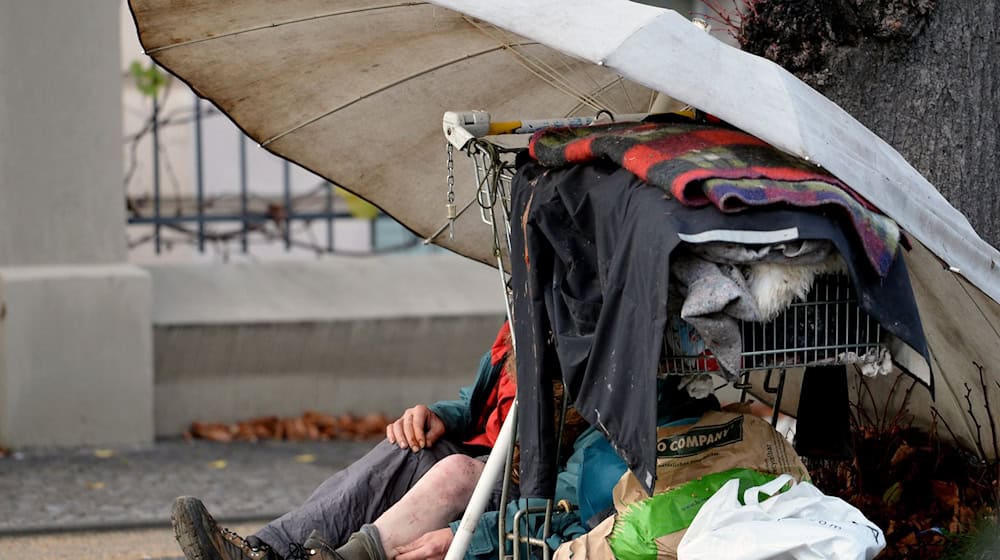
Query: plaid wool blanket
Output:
[[528, 120, 900, 276]]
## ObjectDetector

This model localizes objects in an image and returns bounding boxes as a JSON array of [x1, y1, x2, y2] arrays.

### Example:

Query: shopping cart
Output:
[[439, 110, 888, 560]]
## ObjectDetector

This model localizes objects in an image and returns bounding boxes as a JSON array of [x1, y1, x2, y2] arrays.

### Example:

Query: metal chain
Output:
[[446, 142, 457, 239]]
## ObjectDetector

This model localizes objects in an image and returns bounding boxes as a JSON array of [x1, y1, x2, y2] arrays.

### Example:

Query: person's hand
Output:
[[393, 528, 454, 560], [386, 404, 446, 452]]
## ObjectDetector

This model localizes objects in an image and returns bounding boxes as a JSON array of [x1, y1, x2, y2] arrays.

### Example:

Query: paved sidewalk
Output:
[[0, 438, 376, 536], [0, 523, 262, 560]]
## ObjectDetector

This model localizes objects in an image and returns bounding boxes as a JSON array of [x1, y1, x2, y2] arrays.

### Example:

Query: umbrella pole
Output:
[[445, 400, 518, 560]]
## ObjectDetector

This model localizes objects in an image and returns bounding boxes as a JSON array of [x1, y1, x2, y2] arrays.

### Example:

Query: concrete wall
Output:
[[147, 254, 507, 436], [0, 266, 152, 446], [0, 1, 127, 266], [0, 1, 154, 447]]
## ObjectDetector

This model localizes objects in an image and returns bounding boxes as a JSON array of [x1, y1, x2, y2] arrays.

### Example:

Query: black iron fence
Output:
[[125, 90, 425, 257]]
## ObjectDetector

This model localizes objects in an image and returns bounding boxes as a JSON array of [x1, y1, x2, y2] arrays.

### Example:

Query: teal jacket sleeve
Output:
[[449, 511, 500, 560], [428, 351, 494, 438]]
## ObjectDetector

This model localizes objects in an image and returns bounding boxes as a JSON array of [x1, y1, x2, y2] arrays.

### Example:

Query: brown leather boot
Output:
[[302, 525, 385, 560], [172, 496, 278, 560]]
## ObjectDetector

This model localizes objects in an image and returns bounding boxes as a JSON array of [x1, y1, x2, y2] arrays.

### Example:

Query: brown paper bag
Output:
[[554, 412, 808, 560]]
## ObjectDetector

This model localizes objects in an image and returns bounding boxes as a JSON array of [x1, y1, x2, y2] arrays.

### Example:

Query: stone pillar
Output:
[[0, 1, 153, 446]]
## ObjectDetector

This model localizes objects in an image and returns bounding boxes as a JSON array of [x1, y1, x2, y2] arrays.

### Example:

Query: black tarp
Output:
[[510, 160, 929, 497]]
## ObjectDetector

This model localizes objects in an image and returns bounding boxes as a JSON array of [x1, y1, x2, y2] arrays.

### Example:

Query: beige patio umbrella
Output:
[[129, 0, 1000, 473]]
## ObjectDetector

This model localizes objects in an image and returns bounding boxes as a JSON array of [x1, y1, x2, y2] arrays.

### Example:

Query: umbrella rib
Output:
[[513, 46, 610, 112], [566, 77, 638, 117], [953, 274, 1000, 340], [424, 197, 481, 244], [508, 46, 610, 112], [144, 2, 429, 55], [259, 44, 525, 147], [617, 75, 639, 113], [465, 18, 609, 112]]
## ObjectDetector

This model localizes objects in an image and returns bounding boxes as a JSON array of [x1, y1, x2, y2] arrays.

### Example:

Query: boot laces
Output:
[[220, 527, 273, 559], [286, 542, 313, 560]]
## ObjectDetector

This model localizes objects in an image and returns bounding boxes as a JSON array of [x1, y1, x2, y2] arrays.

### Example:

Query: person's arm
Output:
[[392, 527, 454, 560], [389, 513, 503, 560], [385, 350, 493, 451], [386, 404, 447, 451], [427, 351, 493, 438]]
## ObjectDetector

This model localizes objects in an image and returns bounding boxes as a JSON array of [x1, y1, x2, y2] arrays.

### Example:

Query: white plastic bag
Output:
[[677, 474, 885, 560]]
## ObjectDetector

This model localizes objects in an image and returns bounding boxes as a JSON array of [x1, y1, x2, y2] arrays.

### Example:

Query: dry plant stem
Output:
[[972, 362, 999, 461], [849, 373, 877, 429], [973, 362, 1000, 514], [880, 373, 909, 434], [886, 379, 918, 433], [963, 382, 990, 462], [859, 372, 883, 428], [700, 0, 744, 38], [930, 407, 962, 450]]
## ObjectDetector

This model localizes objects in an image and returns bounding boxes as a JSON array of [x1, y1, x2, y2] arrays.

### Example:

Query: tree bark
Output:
[[739, 0, 1000, 247]]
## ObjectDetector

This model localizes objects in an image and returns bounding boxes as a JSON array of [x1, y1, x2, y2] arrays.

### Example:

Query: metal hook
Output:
[[594, 109, 615, 122]]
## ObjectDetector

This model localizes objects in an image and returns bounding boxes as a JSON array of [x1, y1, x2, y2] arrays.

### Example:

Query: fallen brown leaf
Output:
[[931, 480, 960, 511], [303, 410, 337, 430], [357, 413, 390, 438], [190, 421, 233, 442], [284, 418, 308, 441], [898, 532, 918, 547], [890, 442, 914, 467], [337, 414, 359, 436], [231, 423, 259, 442], [187, 410, 390, 443], [302, 418, 319, 439]]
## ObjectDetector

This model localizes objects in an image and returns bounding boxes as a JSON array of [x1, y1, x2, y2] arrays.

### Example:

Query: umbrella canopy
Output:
[[128, 0, 653, 265], [128, 0, 1000, 464]]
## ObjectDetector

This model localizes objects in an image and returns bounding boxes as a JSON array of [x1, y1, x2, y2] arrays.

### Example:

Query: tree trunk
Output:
[[738, 0, 1000, 247]]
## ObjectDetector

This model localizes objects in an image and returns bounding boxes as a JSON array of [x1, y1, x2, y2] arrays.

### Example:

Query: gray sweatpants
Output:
[[254, 438, 471, 556]]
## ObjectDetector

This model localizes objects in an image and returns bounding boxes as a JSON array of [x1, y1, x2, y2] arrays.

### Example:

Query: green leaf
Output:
[[883, 481, 903, 506], [129, 59, 168, 98]]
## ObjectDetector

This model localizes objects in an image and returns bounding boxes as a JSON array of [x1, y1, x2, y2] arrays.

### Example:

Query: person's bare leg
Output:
[[373, 454, 485, 556], [307, 455, 485, 560]]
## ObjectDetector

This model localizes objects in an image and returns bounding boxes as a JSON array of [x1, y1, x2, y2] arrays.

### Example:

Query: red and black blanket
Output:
[[528, 120, 900, 276]]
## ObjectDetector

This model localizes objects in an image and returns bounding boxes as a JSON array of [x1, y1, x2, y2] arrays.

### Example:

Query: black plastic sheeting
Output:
[[509, 160, 929, 498]]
